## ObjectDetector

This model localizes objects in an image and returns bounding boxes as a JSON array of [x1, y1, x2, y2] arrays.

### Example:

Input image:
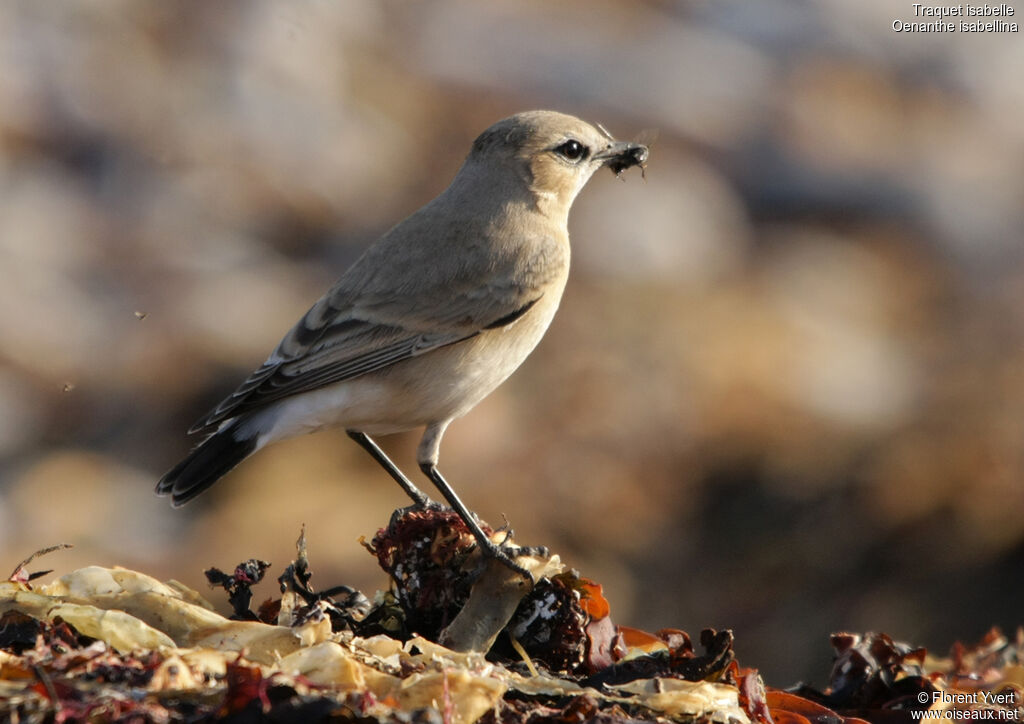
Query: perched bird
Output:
[[157, 110, 648, 572]]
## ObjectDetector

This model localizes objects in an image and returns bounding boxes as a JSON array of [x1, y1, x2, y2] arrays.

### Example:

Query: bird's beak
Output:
[[594, 141, 649, 177]]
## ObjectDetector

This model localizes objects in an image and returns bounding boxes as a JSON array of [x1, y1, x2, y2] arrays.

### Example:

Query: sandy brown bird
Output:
[[157, 110, 648, 571]]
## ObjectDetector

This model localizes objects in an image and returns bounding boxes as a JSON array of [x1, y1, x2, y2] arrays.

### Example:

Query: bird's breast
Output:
[[401, 272, 568, 423]]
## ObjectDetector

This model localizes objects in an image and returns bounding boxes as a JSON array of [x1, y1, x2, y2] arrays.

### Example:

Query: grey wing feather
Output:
[[189, 315, 470, 435], [189, 219, 557, 436]]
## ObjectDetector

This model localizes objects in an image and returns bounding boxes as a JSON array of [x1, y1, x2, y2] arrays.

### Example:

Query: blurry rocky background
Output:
[[1, 0, 1022, 684]]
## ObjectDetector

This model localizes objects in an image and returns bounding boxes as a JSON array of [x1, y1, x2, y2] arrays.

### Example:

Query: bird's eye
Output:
[[554, 139, 589, 162]]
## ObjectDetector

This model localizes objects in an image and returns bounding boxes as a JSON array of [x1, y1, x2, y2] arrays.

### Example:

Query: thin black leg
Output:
[[420, 462, 542, 580], [347, 430, 433, 508]]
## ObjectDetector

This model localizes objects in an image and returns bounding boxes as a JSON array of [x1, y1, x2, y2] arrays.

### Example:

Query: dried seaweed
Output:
[[3, 514, 1024, 723]]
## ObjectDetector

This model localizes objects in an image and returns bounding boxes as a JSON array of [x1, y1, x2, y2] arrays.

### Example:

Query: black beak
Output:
[[594, 140, 649, 177]]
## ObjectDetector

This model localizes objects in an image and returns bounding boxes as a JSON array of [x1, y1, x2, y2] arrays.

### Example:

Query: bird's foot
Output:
[[477, 538, 550, 584], [388, 497, 448, 527], [489, 516, 548, 564]]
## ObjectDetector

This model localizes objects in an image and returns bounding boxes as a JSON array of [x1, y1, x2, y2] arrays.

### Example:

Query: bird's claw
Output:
[[478, 539, 549, 583], [388, 498, 448, 526]]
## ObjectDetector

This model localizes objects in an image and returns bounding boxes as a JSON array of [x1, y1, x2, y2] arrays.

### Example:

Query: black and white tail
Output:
[[155, 424, 259, 507]]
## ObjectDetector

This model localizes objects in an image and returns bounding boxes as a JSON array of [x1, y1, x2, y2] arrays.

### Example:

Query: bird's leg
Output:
[[418, 423, 544, 582], [418, 462, 545, 581], [346, 430, 435, 509]]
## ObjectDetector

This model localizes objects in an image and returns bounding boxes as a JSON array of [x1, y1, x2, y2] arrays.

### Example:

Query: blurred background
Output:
[[1, 0, 1023, 685]]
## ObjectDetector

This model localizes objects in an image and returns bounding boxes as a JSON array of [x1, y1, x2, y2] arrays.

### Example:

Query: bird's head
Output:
[[464, 110, 649, 218]]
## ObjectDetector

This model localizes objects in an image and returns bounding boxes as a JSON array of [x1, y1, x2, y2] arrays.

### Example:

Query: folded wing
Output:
[[189, 278, 541, 436]]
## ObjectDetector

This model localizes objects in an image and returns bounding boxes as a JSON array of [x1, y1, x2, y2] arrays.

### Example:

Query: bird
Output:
[[157, 110, 649, 573]]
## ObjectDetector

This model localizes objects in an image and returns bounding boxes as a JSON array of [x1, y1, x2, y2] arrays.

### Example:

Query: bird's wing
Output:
[[189, 269, 543, 435]]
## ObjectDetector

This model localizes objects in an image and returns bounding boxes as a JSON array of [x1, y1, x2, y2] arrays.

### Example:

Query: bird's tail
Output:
[[155, 424, 259, 506]]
